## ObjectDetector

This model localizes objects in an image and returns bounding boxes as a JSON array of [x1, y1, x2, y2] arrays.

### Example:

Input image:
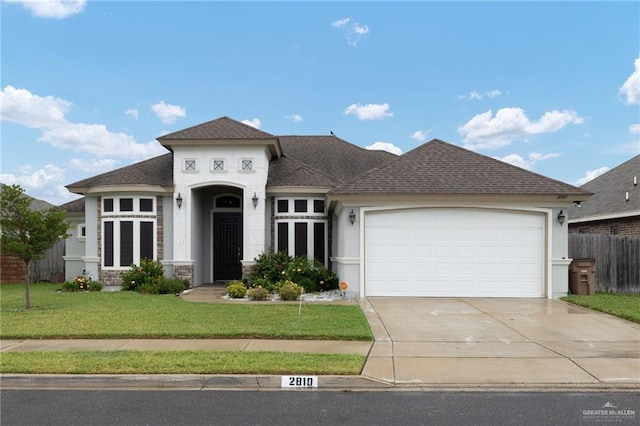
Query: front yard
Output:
[[0, 283, 371, 375]]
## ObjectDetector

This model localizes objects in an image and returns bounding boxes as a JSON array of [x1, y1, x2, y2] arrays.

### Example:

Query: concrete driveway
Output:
[[360, 298, 640, 386]]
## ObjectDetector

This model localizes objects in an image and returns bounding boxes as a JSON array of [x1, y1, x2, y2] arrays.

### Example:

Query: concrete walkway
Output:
[[2, 288, 639, 390]]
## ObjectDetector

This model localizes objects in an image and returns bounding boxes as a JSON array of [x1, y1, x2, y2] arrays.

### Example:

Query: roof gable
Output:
[[330, 139, 591, 196], [157, 116, 275, 140], [569, 154, 640, 220]]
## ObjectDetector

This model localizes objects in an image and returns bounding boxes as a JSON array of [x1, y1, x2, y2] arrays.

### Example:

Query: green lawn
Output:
[[562, 293, 640, 323], [0, 283, 371, 375], [0, 283, 373, 340], [0, 351, 365, 375]]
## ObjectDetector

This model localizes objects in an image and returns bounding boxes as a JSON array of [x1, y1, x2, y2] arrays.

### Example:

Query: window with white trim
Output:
[[274, 197, 327, 264], [77, 224, 86, 241], [101, 196, 157, 269]]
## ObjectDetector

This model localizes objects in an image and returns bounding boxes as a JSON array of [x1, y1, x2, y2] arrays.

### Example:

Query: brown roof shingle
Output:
[[66, 153, 173, 192], [330, 139, 591, 196], [157, 116, 275, 140]]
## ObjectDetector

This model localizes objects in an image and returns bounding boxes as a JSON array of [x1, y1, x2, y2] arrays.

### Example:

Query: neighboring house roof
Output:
[[330, 139, 592, 196], [0, 184, 53, 211], [66, 153, 173, 194], [58, 197, 85, 212], [157, 116, 275, 140], [568, 154, 640, 222]]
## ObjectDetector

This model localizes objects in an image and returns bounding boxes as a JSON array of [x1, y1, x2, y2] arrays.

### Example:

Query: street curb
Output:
[[2, 375, 639, 392]]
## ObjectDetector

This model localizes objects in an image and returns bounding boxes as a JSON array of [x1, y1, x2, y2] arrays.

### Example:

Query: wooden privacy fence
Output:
[[0, 240, 65, 284], [568, 233, 640, 294]]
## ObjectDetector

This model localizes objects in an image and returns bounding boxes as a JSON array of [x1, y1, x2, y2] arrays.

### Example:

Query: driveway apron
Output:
[[360, 297, 640, 385]]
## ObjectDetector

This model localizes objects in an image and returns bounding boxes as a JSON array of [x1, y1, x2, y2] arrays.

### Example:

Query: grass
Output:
[[0, 283, 373, 340], [562, 293, 640, 323], [0, 351, 365, 375]]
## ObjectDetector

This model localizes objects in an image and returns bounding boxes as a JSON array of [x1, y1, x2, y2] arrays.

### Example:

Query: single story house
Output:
[[62, 116, 591, 298], [568, 154, 640, 237]]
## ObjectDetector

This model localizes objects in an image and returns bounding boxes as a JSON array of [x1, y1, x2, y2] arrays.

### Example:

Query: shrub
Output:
[[278, 281, 302, 301], [61, 274, 102, 292], [247, 286, 270, 301], [139, 283, 157, 295], [249, 251, 292, 284], [158, 278, 190, 295], [247, 251, 339, 293], [121, 258, 164, 292], [226, 281, 247, 298]]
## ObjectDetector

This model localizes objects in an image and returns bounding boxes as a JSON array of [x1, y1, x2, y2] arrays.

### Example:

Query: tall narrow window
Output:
[[294, 223, 308, 257], [104, 221, 114, 267], [120, 221, 134, 267], [140, 221, 154, 260], [277, 223, 288, 253], [313, 223, 325, 263]]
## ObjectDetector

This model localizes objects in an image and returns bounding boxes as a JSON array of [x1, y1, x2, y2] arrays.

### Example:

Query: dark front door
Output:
[[213, 212, 243, 281]]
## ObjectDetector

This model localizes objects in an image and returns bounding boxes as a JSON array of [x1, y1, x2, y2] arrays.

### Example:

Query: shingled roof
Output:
[[270, 135, 396, 186], [66, 153, 173, 193], [569, 154, 639, 220], [330, 139, 591, 196], [157, 116, 275, 140]]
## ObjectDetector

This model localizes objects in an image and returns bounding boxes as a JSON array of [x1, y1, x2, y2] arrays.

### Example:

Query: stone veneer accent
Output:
[[173, 264, 194, 285]]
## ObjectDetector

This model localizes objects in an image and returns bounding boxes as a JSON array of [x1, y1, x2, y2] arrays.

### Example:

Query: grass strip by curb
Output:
[[0, 350, 366, 375]]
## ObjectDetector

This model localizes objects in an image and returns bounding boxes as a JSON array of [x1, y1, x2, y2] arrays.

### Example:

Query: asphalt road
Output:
[[1, 390, 638, 425]]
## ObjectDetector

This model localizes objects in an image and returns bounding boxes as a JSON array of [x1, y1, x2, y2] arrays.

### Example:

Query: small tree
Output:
[[0, 184, 71, 309]]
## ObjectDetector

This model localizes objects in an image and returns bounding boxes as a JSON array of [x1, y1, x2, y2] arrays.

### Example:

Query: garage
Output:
[[364, 208, 545, 297]]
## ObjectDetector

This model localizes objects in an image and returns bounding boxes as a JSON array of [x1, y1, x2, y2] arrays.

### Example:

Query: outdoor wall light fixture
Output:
[[252, 192, 259, 208], [557, 210, 566, 226], [349, 209, 356, 225], [176, 193, 183, 209]]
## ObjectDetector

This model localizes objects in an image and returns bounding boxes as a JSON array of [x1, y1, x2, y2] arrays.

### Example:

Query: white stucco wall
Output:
[[170, 145, 271, 283]]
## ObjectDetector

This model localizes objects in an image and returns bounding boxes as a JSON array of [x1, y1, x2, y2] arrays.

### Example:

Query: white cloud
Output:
[[332, 17, 369, 46], [151, 101, 186, 124], [411, 130, 431, 142], [575, 167, 610, 186], [4, 0, 86, 19], [331, 18, 350, 28], [241, 118, 261, 129], [125, 108, 139, 120], [458, 89, 502, 101], [459, 107, 584, 150], [496, 152, 561, 170], [0, 85, 70, 128], [1, 86, 167, 160], [0, 164, 73, 205], [344, 103, 393, 120], [38, 123, 166, 159], [285, 114, 303, 123], [630, 123, 640, 134], [67, 158, 119, 173], [619, 56, 640, 105], [365, 142, 402, 155]]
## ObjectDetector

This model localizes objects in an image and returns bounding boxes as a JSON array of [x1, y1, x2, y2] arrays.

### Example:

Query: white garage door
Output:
[[365, 208, 544, 297]]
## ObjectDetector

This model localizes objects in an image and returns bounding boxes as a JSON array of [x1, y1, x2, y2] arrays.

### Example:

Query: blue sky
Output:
[[1, 0, 639, 205]]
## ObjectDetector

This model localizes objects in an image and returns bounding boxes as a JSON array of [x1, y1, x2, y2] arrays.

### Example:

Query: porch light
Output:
[[349, 209, 356, 225], [176, 193, 183, 209], [252, 192, 259, 208], [557, 210, 566, 226]]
